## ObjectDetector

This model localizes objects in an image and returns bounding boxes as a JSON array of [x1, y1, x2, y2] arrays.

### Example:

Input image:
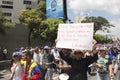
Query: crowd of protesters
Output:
[[9, 41, 120, 80]]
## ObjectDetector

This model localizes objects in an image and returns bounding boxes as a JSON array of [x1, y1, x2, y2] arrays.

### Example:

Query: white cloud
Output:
[[67, 0, 120, 39], [68, 0, 120, 15]]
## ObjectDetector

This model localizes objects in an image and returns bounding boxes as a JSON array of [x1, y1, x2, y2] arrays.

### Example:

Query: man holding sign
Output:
[[56, 23, 98, 80]]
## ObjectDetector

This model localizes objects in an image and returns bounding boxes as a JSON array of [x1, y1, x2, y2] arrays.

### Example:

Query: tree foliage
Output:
[[38, 18, 63, 46], [94, 34, 113, 44], [0, 9, 15, 35], [19, 1, 64, 46], [19, 9, 42, 45], [19, 9, 42, 29], [36, 0, 46, 20], [81, 16, 114, 34]]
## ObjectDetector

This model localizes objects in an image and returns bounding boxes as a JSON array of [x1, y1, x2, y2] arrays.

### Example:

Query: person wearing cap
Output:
[[23, 51, 42, 80], [96, 46, 113, 80], [10, 52, 22, 80], [42, 45, 55, 80], [59, 50, 98, 80], [51, 47, 60, 61], [51, 47, 61, 73]]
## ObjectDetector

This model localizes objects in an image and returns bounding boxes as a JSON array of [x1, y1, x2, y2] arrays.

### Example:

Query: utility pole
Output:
[[63, 0, 68, 22]]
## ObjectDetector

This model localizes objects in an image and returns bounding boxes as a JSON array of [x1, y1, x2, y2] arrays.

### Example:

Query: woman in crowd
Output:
[[10, 52, 22, 80]]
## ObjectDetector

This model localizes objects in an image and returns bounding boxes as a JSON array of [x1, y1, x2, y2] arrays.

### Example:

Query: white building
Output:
[[0, 0, 41, 23], [75, 12, 89, 23]]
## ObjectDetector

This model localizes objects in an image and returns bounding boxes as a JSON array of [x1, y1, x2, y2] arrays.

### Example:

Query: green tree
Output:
[[36, 0, 46, 20], [19, 9, 42, 45], [94, 34, 106, 43], [106, 38, 113, 43], [19, 0, 46, 46], [19, 1, 64, 46], [38, 18, 63, 46], [0, 9, 14, 35], [81, 16, 114, 34], [94, 34, 113, 43]]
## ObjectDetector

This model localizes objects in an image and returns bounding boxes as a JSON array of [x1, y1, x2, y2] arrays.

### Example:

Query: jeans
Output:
[[97, 72, 110, 80], [45, 68, 53, 80]]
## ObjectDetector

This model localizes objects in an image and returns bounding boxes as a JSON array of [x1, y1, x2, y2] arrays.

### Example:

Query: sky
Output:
[[66, 0, 120, 39]]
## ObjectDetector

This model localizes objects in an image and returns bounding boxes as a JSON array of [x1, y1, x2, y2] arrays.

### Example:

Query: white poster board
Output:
[[56, 23, 94, 50]]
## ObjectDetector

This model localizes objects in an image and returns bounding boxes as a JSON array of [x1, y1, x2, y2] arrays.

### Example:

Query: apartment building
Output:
[[0, 0, 41, 23]]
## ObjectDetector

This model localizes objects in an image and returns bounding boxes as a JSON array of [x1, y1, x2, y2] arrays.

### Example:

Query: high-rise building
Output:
[[0, 0, 40, 23]]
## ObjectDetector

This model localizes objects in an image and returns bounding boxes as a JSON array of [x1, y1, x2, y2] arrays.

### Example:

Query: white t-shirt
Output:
[[51, 49, 60, 60], [33, 52, 40, 63], [39, 52, 44, 65], [11, 62, 22, 80]]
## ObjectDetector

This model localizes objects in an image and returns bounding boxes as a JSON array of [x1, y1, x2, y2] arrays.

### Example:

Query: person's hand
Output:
[[26, 75, 31, 80], [55, 39, 58, 43], [45, 63, 49, 66], [63, 65, 71, 70], [57, 56, 60, 58], [92, 39, 97, 45], [109, 73, 114, 79], [96, 63, 103, 68], [45, 61, 54, 66]]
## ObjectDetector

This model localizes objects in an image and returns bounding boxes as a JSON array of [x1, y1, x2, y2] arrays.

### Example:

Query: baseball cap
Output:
[[54, 48, 57, 51], [99, 46, 106, 50], [12, 52, 20, 57], [44, 45, 50, 49]]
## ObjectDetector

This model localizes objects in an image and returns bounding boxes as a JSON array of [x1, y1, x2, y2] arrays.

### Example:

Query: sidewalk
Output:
[[0, 60, 11, 80], [0, 60, 11, 70], [0, 69, 11, 80]]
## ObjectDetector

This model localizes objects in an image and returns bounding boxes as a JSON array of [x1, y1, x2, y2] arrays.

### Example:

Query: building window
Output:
[[2, 1, 13, 5], [2, 12, 12, 16], [24, 1, 32, 5], [26, 7, 31, 10], [1, 5, 13, 9], [38, 0, 41, 4]]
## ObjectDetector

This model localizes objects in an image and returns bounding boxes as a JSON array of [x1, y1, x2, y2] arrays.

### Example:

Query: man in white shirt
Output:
[[51, 48, 60, 62]]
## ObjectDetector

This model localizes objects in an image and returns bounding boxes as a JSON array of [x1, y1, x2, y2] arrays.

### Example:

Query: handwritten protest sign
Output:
[[56, 23, 94, 50]]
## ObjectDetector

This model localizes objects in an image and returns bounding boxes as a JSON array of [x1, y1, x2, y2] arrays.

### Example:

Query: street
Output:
[[0, 60, 96, 80], [0, 69, 11, 80], [0, 60, 120, 80], [0, 69, 97, 80], [0, 60, 11, 80]]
